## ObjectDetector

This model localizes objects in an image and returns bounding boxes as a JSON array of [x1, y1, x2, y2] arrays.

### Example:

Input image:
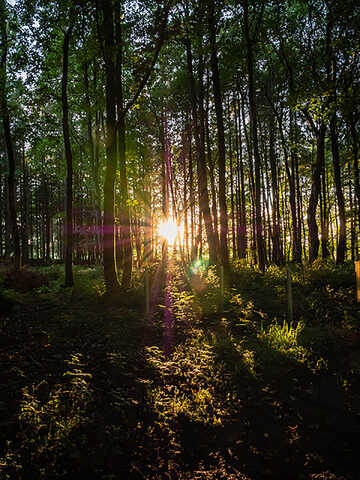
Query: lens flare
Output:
[[158, 218, 179, 245]]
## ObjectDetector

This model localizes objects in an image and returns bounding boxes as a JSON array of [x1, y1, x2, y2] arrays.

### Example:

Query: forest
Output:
[[1, 0, 360, 478]]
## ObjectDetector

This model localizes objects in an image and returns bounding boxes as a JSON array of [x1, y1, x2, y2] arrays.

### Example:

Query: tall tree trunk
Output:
[[184, 34, 217, 264], [100, 0, 119, 294], [0, 174, 3, 256], [21, 143, 29, 264], [84, 60, 101, 263], [278, 113, 298, 262], [188, 122, 195, 259], [115, 1, 132, 290], [227, 103, 236, 259], [62, 23, 74, 285], [160, 109, 169, 264], [330, 115, 346, 263], [349, 117, 360, 243], [243, 0, 266, 272], [307, 124, 325, 263], [289, 110, 301, 261], [208, 0, 228, 268], [205, 108, 220, 254], [320, 150, 329, 259], [0, 0, 21, 270], [235, 95, 247, 258], [268, 114, 282, 265]]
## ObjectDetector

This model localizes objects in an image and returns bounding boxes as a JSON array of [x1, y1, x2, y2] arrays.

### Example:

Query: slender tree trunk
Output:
[[227, 103, 236, 259], [320, 149, 329, 259], [268, 114, 282, 265], [243, 0, 265, 271], [308, 124, 325, 263], [208, 0, 228, 268], [289, 110, 301, 261], [0, 174, 3, 256], [62, 23, 74, 285], [115, 1, 132, 290], [101, 0, 119, 293], [235, 95, 247, 258], [0, 0, 21, 270], [188, 122, 195, 259], [21, 144, 29, 264], [84, 60, 101, 263], [205, 109, 220, 254], [349, 118, 360, 244], [348, 162, 355, 261], [330, 115, 346, 263], [185, 34, 217, 264], [160, 109, 169, 264]]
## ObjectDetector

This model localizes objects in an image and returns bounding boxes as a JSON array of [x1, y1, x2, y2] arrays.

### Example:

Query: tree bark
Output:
[[0, 0, 21, 271], [307, 124, 325, 263], [62, 23, 74, 285], [243, 0, 266, 272], [115, 1, 132, 290], [100, 0, 120, 294], [330, 115, 346, 263], [268, 113, 282, 265], [184, 34, 217, 264], [208, 0, 229, 268]]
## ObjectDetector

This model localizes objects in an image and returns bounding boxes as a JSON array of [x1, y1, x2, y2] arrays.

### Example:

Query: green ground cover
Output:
[[0, 260, 359, 479]]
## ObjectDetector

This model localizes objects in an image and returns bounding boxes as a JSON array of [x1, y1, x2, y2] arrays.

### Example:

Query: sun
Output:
[[158, 218, 179, 245]]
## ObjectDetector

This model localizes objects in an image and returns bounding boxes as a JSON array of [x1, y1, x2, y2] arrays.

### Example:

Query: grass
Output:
[[0, 259, 359, 479]]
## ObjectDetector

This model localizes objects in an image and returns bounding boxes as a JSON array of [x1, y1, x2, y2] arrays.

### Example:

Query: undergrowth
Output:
[[0, 259, 359, 479]]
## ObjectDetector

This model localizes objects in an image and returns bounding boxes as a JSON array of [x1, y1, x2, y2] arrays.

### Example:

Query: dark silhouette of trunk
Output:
[[228, 105, 236, 259], [188, 122, 195, 258], [184, 34, 217, 264], [0, 0, 21, 270], [21, 144, 29, 264], [348, 162, 356, 260], [289, 111, 302, 261], [268, 114, 282, 265], [234, 95, 247, 258], [62, 23, 74, 286], [278, 112, 299, 262], [160, 109, 169, 264], [240, 90, 256, 262], [349, 116, 360, 240], [100, 0, 120, 294], [84, 60, 101, 263], [307, 124, 325, 263], [0, 174, 3, 256], [330, 115, 346, 263], [44, 180, 50, 261], [115, 2, 132, 290], [320, 151, 329, 259], [205, 105, 220, 254], [243, 0, 266, 272], [208, 0, 228, 268]]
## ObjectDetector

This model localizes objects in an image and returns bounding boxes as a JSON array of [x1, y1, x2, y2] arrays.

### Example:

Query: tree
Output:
[[62, 19, 74, 286], [0, 0, 21, 271]]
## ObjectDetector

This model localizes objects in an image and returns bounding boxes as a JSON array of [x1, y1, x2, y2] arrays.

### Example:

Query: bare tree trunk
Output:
[[308, 124, 325, 263], [208, 0, 228, 268], [0, 0, 21, 270], [268, 114, 282, 265], [330, 115, 346, 263], [21, 143, 29, 264], [115, 2, 132, 290], [243, 0, 266, 271], [61, 22, 74, 285], [100, 0, 120, 294], [185, 34, 217, 264]]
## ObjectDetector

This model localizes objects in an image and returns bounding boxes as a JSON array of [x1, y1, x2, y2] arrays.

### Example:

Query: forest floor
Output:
[[0, 258, 360, 479]]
